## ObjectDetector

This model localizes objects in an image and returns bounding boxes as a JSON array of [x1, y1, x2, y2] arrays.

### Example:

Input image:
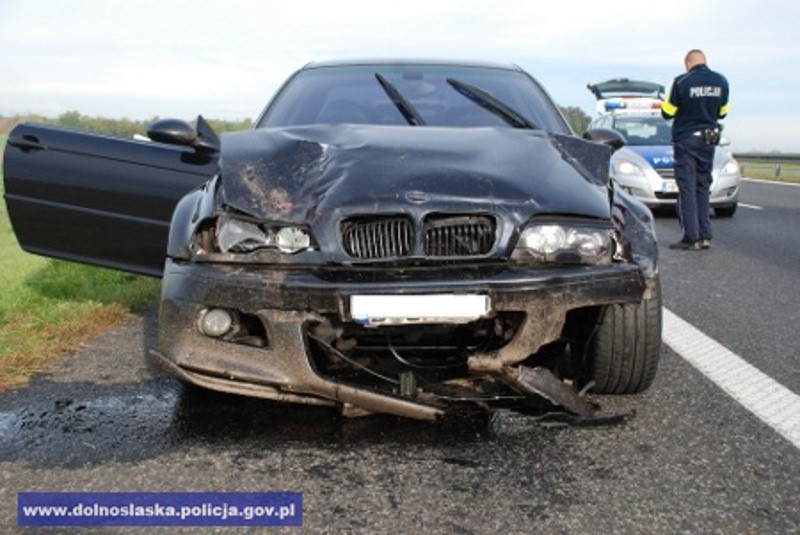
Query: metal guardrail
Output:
[[735, 153, 800, 161], [734, 153, 800, 180]]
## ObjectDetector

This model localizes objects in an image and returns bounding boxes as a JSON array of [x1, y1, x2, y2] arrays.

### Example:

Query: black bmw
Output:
[[3, 60, 661, 420]]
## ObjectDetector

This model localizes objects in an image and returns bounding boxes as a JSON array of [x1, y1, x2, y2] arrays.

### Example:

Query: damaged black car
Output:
[[3, 60, 661, 421]]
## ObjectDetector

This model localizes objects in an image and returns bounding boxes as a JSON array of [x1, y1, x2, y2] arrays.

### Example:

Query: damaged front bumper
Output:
[[150, 259, 645, 421]]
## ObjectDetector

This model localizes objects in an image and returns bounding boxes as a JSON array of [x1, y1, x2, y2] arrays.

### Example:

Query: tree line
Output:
[[0, 112, 253, 137], [560, 106, 591, 134]]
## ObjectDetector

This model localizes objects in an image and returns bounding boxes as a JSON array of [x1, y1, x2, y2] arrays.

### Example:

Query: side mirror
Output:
[[583, 127, 626, 151], [147, 116, 220, 153], [147, 118, 197, 146]]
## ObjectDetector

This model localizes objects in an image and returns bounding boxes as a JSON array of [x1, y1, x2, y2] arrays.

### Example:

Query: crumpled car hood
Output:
[[218, 125, 612, 224]]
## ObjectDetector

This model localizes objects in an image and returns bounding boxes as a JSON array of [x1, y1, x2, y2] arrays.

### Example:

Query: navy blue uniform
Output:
[[662, 64, 730, 246]]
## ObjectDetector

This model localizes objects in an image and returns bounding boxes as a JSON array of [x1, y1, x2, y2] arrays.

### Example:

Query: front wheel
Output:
[[587, 275, 662, 394]]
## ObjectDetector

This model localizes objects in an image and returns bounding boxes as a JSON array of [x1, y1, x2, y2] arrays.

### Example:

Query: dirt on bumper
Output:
[[151, 259, 645, 420]]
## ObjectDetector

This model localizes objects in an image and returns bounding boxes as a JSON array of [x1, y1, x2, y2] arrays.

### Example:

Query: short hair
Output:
[[685, 49, 706, 64]]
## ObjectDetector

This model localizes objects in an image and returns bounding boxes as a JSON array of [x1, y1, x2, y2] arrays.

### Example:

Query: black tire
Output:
[[714, 204, 737, 218], [588, 275, 662, 394]]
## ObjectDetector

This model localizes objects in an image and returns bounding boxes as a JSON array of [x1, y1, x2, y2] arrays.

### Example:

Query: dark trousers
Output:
[[673, 135, 715, 243]]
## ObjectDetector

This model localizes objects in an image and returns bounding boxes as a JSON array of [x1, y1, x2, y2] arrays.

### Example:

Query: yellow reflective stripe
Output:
[[661, 100, 677, 117], [719, 102, 731, 117]]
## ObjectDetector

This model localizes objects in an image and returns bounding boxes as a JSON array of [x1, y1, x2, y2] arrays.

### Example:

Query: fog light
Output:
[[199, 308, 233, 337]]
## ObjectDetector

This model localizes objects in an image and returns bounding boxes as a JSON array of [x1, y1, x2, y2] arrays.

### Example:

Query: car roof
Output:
[[301, 58, 523, 71]]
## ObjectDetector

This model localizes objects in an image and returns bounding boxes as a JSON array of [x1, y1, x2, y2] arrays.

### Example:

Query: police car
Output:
[[587, 79, 740, 217]]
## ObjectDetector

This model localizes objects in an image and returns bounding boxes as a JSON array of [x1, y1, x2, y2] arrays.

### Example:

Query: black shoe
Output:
[[699, 239, 711, 249], [669, 240, 701, 251]]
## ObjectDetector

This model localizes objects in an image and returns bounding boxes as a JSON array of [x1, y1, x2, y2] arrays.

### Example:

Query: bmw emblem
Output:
[[405, 190, 429, 204]]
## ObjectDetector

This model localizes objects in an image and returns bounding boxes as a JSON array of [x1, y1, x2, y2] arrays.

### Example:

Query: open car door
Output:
[[3, 122, 218, 277]]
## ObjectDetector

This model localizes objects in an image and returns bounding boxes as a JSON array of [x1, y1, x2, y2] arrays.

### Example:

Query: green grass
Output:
[[739, 160, 800, 183], [0, 137, 160, 388]]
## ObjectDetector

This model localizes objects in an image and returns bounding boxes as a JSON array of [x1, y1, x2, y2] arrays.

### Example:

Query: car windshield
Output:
[[257, 64, 570, 133], [611, 115, 672, 146]]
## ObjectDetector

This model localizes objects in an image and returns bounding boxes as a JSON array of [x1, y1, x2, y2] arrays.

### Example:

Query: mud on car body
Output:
[[4, 60, 662, 420]]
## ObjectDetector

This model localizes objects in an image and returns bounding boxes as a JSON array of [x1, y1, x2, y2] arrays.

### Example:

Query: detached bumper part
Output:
[[500, 366, 597, 418]]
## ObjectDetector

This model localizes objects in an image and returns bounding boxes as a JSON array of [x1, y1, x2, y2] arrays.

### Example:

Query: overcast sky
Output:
[[1, 0, 798, 152]]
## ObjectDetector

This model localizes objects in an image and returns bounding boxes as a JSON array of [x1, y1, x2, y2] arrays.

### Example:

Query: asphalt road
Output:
[[655, 179, 800, 394], [1, 180, 799, 534]]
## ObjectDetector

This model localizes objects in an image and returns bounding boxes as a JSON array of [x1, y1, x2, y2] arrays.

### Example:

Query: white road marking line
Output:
[[663, 308, 800, 449], [743, 177, 800, 188], [739, 203, 764, 210]]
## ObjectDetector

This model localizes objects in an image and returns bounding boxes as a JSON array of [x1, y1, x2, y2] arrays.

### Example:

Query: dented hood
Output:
[[218, 125, 612, 224]]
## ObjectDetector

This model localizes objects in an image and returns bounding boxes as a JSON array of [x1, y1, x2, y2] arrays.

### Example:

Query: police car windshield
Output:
[[612, 116, 672, 146]]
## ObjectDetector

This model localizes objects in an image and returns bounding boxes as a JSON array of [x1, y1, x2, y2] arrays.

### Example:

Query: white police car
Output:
[[588, 79, 740, 217]]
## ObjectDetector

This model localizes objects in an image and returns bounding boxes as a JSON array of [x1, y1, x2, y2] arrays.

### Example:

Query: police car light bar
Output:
[[600, 97, 663, 114]]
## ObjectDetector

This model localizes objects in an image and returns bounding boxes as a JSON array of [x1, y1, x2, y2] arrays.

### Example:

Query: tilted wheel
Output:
[[588, 275, 662, 394]]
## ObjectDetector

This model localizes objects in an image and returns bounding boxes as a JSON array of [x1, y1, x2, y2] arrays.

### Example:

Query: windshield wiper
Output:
[[446, 78, 536, 129], [375, 73, 426, 126]]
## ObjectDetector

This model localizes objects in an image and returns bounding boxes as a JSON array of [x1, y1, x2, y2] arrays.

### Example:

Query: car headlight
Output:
[[512, 223, 613, 265], [613, 159, 646, 177], [216, 215, 314, 254], [275, 226, 312, 253], [721, 160, 740, 175]]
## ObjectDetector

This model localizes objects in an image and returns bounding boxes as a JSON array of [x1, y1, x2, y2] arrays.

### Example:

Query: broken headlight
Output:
[[512, 223, 613, 265], [216, 215, 314, 254]]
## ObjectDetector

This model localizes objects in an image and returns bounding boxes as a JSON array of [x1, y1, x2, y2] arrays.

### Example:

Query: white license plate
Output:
[[661, 180, 678, 193], [350, 294, 490, 326]]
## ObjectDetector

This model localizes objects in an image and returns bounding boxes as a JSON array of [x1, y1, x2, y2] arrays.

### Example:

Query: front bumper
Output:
[[151, 259, 646, 420], [615, 169, 740, 209]]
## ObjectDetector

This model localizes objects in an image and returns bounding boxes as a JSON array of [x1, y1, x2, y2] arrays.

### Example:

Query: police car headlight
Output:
[[614, 159, 646, 177], [721, 161, 740, 175], [512, 223, 613, 265]]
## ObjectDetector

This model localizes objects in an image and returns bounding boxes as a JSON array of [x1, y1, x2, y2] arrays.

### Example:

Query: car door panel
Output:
[[3, 124, 218, 277]]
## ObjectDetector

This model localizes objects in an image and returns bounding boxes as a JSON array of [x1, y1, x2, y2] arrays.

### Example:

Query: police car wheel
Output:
[[587, 275, 662, 394]]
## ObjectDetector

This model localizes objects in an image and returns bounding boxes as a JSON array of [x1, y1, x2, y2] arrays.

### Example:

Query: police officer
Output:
[[661, 49, 730, 250]]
